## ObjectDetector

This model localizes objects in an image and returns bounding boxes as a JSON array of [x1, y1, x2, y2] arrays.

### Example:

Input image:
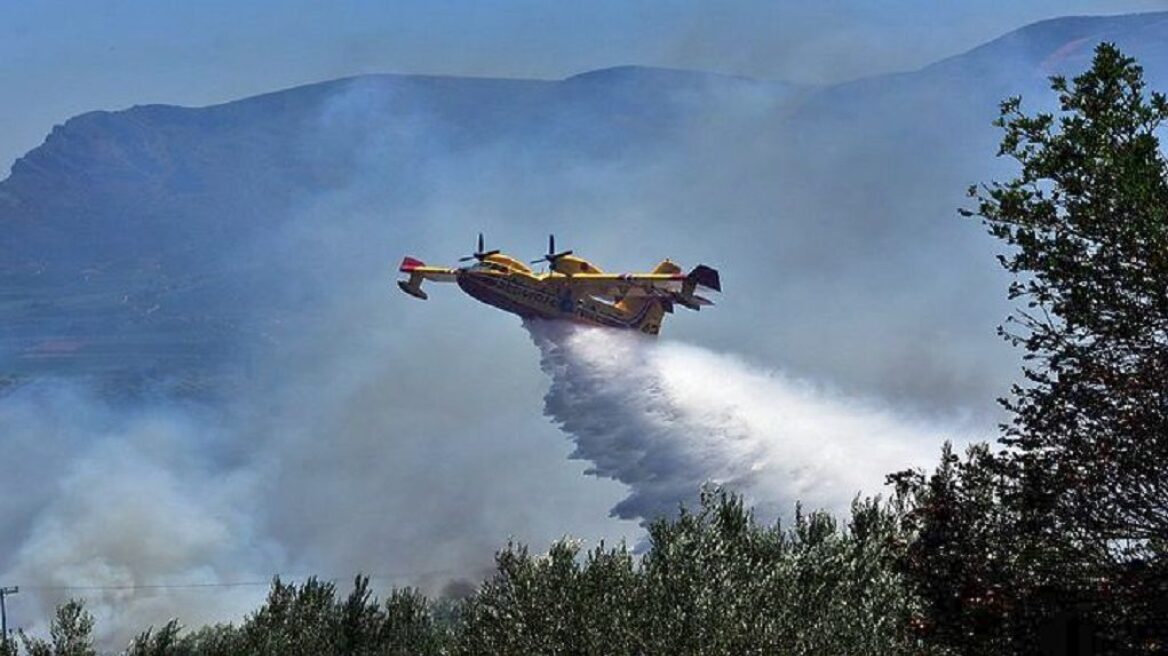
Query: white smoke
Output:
[[0, 307, 635, 648], [528, 319, 975, 524], [0, 316, 982, 648], [0, 384, 277, 643]]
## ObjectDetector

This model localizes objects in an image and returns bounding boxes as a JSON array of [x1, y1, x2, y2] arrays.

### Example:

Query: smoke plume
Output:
[[0, 384, 276, 642]]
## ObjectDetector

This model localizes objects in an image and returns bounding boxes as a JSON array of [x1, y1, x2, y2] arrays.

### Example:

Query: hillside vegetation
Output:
[[4, 491, 920, 656]]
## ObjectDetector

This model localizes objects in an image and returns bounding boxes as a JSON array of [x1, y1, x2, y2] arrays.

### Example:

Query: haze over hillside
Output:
[[4, 11, 1168, 644], [5, 11, 1168, 410]]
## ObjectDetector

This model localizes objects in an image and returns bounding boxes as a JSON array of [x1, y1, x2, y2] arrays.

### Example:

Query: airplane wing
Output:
[[566, 264, 721, 310], [397, 256, 457, 300], [564, 273, 686, 298]]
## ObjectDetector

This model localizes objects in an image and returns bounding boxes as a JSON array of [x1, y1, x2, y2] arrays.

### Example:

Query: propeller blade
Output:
[[531, 235, 570, 265], [478, 232, 485, 254], [459, 256, 475, 262]]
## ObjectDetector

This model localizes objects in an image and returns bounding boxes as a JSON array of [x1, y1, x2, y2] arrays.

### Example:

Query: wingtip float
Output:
[[396, 233, 720, 335]]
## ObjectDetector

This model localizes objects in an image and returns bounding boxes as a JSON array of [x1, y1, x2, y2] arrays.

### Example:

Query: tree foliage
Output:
[[5, 491, 926, 656], [894, 41, 1168, 654], [967, 41, 1168, 555], [455, 488, 918, 655], [15, 600, 95, 656]]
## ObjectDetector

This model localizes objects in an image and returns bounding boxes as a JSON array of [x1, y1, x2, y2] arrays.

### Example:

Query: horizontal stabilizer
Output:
[[397, 279, 428, 300], [674, 293, 714, 311]]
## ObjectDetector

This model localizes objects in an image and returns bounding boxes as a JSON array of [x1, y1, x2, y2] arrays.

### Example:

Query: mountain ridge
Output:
[[4, 11, 1168, 408]]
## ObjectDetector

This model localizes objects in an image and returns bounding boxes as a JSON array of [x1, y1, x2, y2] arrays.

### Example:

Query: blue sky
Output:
[[1, 0, 1165, 168]]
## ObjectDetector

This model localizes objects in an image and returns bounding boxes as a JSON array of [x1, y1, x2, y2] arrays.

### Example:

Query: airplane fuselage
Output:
[[456, 269, 664, 333]]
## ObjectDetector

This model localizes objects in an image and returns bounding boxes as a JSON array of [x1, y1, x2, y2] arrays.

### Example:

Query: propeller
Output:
[[530, 234, 573, 265], [459, 232, 500, 262]]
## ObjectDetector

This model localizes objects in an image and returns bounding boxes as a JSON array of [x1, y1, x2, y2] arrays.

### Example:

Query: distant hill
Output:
[[3, 11, 1168, 408], [0, 68, 782, 387]]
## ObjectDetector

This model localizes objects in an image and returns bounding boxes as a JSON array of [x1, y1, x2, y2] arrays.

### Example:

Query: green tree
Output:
[[379, 587, 443, 656], [453, 488, 922, 656], [17, 600, 95, 656], [170, 623, 242, 656], [141, 576, 442, 656], [16, 490, 924, 655], [968, 41, 1168, 645], [126, 620, 183, 656], [890, 442, 1055, 653], [967, 41, 1168, 562], [453, 537, 640, 655], [896, 41, 1168, 654]]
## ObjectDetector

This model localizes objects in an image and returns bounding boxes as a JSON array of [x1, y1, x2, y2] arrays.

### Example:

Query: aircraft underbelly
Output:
[[457, 273, 639, 329]]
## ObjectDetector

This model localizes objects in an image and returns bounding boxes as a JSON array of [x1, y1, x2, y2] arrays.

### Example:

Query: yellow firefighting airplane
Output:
[[397, 234, 720, 335]]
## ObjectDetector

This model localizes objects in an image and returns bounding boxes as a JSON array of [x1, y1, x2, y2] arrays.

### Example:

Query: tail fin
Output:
[[686, 264, 721, 292], [672, 264, 720, 311], [400, 256, 426, 272], [652, 260, 683, 275], [654, 260, 720, 294]]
